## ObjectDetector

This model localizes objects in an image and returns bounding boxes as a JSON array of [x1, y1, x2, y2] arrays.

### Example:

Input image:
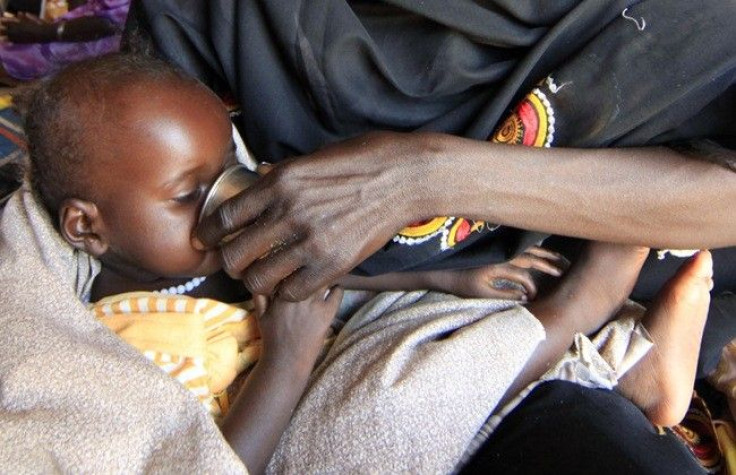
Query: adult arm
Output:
[[196, 131, 736, 300], [0, 12, 117, 43]]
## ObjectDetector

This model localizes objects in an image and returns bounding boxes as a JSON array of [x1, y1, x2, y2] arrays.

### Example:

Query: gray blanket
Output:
[[0, 185, 650, 473], [0, 187, 246, 473]]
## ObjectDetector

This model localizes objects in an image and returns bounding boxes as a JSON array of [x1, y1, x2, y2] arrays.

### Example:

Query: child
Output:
[[22, 53, 712, 473], [23, 50, 565, 417]]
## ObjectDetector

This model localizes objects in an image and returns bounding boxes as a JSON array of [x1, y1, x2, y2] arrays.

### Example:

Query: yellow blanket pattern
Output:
[[91, 292, 261, 420]]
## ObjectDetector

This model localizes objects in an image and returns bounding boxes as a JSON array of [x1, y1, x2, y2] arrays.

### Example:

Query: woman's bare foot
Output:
[[617, 250, 713, 427]]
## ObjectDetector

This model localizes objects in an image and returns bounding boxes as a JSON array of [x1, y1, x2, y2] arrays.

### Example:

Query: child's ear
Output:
[[58, 198, 109, 257]]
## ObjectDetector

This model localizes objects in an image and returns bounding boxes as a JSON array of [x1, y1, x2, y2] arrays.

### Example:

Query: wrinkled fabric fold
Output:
[[267, 291, 653, 473], [126, 0, 736, 275], [0, 186, 246, 473]]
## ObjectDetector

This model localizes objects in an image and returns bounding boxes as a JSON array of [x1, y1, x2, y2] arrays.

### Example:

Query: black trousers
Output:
[[460, 381, 705, 474]]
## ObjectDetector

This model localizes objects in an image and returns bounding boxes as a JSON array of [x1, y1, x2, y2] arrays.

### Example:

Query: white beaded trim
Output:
[[156, 276, 207, 295]]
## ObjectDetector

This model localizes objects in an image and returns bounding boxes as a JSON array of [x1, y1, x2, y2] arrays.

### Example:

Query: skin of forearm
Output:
[[338, 272, 432, 291], [495, 301, 578, 409], [58, 17, 117, 42], [220, 355, 313, 474], [412, 133, 735, 249]]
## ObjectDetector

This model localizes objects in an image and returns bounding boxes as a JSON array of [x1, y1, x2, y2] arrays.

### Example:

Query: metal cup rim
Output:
[[199, 164, 256, 222]]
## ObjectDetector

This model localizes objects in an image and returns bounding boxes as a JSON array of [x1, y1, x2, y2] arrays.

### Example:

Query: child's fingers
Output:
[[17, 12, 41, 22], [256, 162, 274, 176], [252, 294, 270, 318], [512, 246, 569, 276], [525, 246, 570, 269], [526, 255, 565, 276], [323, 285, 344, 304], [319, 285, 344, 320], [483, 283, 530, 302], [510, 253, 562, 277], [488, 267, 538, 299]]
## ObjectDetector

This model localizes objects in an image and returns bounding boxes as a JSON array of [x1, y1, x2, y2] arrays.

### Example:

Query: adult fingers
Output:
[[235, 238, 305, 296], [0, 17, 19, 31], [195, 181, 273, 249], [276, 259, 350, 302], [17, 12, 42, 24]]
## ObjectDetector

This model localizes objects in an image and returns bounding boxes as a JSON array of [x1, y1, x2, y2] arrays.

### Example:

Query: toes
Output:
[[681, 250, 714, 288], [660, 250, 713, 309]]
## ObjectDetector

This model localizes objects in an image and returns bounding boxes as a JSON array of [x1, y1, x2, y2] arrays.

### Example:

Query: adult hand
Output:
[[0, 13, 54, 44], [197, 131, 431, 300]]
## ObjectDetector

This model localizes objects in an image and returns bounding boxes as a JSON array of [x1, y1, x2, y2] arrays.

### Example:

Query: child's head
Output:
[[24, 53, 236, 282]]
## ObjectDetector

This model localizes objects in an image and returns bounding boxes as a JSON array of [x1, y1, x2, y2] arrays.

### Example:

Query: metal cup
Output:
[[199, 164, 259, 222]]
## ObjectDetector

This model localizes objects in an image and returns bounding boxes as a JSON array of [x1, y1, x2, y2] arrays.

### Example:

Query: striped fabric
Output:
[[91, 292, 261, 421]]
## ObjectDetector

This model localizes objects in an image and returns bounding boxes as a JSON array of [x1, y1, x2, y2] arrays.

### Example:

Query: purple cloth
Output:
[[0, 0, 130, 80]]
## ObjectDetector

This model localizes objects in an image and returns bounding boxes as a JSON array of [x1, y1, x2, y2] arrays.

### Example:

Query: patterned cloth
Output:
[[0, 0, 130, 81], [0, 94, 24, 156], [91, 292, 260, 421], [0, 94, 24, 205], [709, 340, 736, 403], [673, 392, 725, 474], [133, 0, 736, 276]]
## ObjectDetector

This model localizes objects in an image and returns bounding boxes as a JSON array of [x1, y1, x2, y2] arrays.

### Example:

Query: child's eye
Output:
[[173, 186, 205, 204]]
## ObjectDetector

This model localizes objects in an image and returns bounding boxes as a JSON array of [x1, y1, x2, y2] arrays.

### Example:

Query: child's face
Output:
[[87, 80, 236, 282]]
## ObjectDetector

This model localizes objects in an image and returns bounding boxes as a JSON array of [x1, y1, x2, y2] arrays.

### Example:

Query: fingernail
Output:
[[191, 235, 206, 250], [256, 162, 273, 176]]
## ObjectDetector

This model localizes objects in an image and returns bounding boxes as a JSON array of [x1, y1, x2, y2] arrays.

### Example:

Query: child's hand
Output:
[[222, 286, 343, 470], [425, 246, 569, 301], [253, 286, 344, 374]]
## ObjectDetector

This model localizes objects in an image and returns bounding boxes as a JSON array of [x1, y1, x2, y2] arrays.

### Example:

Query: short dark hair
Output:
[[22, 53, 208, 221]]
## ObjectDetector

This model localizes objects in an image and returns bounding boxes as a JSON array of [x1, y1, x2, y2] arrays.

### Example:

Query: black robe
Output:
[[123, 0, 736, 274]]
